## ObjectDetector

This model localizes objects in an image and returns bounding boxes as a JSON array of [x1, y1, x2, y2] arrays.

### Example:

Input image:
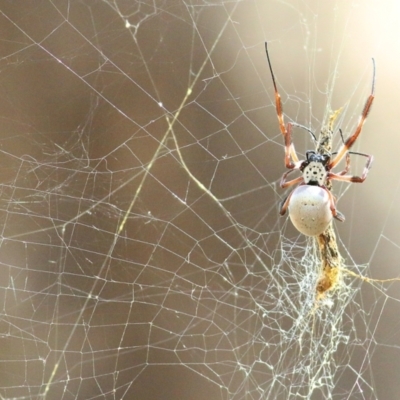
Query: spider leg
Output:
[[265, 42, 300, 166], [284, 123, 301, 168], [279, 170, 304, 215], [329, 59, 375, 169], [336, 152, 351, 176], [328, 153, 373, 183], [280, 170, 304, 188], [331, 129, 350, 175], [324, 187, 345, 222], [334, 209, 345, 222], [279, 188, 295, 216]]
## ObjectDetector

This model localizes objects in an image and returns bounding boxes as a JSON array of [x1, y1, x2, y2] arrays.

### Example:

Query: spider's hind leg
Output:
[[279, 191, 294, 216], [325, 188, 345, 222], [334, 210, 345, 222]]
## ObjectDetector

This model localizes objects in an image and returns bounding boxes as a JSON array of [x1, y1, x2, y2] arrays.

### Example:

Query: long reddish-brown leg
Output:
[[279, 189, 295, 216], [280, 169, 304, 188], [329, 59, 375, 169], [328, 154, 373, 183], [265, 42, 300, 166], [335, 153, 351, 176], [324, 188, 345, 222], [283, 123, 303, 169], [284, 123, 295, 168]]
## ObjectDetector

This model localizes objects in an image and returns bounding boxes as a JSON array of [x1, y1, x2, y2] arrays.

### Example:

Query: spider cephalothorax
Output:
[[265, 42, 374, 236], [300, 152, 330, 186]]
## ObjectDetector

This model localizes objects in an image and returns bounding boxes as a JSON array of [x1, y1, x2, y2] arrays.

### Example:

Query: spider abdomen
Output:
[[288, 185, 332, 236]]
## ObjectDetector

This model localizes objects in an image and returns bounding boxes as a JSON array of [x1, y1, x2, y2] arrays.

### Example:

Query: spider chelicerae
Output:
[[265, 42, 375, 236]]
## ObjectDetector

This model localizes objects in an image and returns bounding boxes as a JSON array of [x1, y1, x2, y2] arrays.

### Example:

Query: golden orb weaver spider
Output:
[[265, 42, 375, 236]]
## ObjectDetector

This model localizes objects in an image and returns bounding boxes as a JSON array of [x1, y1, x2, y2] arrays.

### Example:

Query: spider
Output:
[[265, 42, 375, 236]]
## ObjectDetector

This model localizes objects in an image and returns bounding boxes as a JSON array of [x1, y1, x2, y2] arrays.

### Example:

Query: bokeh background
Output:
[[1, 1, 400, 399]]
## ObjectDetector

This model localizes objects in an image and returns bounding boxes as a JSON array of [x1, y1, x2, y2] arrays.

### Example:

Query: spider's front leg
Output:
[[284, 123, 302, 169], [265, 43, 302, 169], [328, 58, 375, 169]]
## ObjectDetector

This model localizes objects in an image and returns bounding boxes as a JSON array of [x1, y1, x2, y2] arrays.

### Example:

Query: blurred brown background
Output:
[[0, 1, 400, 399]]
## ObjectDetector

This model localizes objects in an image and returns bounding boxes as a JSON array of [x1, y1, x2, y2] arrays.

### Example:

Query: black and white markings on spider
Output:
[[301, 152, 329, 186], [265, 42, 375, 236], [303, 162, 327, 186]]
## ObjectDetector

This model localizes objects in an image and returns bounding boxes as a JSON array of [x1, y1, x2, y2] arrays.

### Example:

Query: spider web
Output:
[[1, 1, 400, 399]]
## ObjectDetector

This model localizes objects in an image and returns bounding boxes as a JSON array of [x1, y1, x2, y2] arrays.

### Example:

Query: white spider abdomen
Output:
[[288, 185, 332, 236]]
